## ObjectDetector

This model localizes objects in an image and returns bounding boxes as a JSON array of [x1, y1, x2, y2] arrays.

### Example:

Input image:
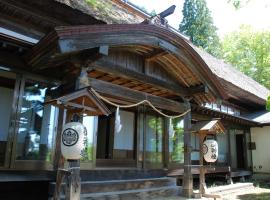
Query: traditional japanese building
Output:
[[0, 0, 269, 199]]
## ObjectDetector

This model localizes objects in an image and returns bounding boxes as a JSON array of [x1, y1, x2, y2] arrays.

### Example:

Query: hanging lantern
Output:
[[114, 107, 122, 133], [202, 139, 218, 163], [61, 122, 87, 160]]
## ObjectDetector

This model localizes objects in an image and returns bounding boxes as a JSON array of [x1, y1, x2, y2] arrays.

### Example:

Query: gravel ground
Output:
[[222, 187, 270, 200], [151, 186, 270, 200]]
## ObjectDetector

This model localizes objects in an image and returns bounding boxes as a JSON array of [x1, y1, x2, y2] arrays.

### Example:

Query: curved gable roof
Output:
[[26, 24, 228, 103], [192, 45, 270, 105]]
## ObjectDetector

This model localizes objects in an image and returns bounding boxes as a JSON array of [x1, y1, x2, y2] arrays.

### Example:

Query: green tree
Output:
[[267, 96, 270, 111], [179, 0, 222, 57], [227, 0, 250, 9], [222, 25, 270, 89]]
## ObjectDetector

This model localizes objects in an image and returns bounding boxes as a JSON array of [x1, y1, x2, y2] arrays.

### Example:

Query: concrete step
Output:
[[80, 186, 181, 200], [49, 177, 176, 195]]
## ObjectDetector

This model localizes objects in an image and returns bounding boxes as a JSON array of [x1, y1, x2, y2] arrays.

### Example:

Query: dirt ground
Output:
[[222, 186, 270, 200], [153, 186, 270, 200]]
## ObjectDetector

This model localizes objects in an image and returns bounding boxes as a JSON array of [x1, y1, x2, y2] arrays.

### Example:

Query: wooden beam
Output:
[[189, 84, 209, 95], [0, 13, 44, 39], [89, 60, 208, 97], [88, 78, 187, 113], [145, 50, 168, 61]]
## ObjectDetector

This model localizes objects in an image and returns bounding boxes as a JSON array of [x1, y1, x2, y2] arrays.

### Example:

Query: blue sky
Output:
[[129, 0, 270, 37]]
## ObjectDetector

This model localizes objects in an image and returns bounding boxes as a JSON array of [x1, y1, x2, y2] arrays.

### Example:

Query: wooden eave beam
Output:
[[145, 50, 168, 61], [89, 60, 208, 97], [0, 13, 45, 39], [188, 84, 209, 95], [88, 78, 188, 113]]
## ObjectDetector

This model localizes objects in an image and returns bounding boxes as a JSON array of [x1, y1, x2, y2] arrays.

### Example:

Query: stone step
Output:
[[207, 182, 254, 196], [49, 177, 176, 195], [80, 186, 181, 200], [79, 169, 167, 181]]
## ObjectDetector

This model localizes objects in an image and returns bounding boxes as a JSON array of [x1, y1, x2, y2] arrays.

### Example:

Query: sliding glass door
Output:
[[0, 70, 59, 169], [145, 114, 164, 168], [0, 70, 18, 168], [13, 78, 59, 169]]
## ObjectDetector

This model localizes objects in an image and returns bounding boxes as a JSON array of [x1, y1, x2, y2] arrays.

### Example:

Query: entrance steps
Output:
[[49, 170, 181, 200], [207, 182, 254, 196]]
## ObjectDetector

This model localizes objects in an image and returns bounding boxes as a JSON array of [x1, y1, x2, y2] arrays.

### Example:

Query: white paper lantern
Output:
[[61, 122, 87, 160], [202, 139, 218, 163]]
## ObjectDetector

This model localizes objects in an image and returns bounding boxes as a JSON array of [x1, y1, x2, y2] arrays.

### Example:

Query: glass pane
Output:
[[191, 133, 200, 161], [81, 116, 97, 162], [145, 115, 163, 164], [169, 118, 184, 163], [0, 70, 16, 166], [16, 80, 58, 161], [217, 133, 229, 164], [113, 110, 135, 159]]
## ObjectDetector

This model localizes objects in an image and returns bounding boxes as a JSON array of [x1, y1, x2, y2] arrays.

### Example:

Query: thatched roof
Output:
[[243, 110, 270, 124], [55, 0, 145, 24], [51, 0, 269, 105], [192, 45, 270, 102]]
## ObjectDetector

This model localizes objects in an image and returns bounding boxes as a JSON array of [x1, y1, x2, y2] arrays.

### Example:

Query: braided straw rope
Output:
[[91, 88, 190, 119]]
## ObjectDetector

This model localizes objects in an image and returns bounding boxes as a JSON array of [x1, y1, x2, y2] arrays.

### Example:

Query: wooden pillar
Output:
[[53, 108, 66, 200], [65, 160, 81, 200], [164, 118, 170, 168], [182, 100, 193, 197], [199, 132, 206, 195], [226, 128, 233, 184], [142, 105, 147, 169]]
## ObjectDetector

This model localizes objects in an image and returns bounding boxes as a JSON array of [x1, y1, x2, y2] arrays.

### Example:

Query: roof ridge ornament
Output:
[[142, 5, 176, 28]]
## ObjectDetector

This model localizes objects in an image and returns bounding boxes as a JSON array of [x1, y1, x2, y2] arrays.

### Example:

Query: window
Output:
[[145, 115, 164, 164], [228, 107, 234, 115], [168, 118, 184, 163], [16, 79, 58, 161], [212, 103, 220, 111], [221, 105, 228, 113]]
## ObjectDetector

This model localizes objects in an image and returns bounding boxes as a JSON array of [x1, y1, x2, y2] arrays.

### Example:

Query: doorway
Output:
[[96, 109, 137, 167], [0, 70, 17, 168], [236, 134, 245, 169]]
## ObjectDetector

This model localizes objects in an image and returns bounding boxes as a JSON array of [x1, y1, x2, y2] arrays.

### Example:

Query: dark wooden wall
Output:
[[101, 49, 178, 85]]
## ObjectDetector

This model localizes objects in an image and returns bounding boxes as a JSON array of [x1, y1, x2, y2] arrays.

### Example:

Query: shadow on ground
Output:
[[237, 192, 270, 200]]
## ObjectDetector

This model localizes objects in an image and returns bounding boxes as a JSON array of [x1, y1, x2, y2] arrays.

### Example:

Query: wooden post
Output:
[[65, 160, 81, 200], [182, 100, 193, 198], [199, 132, 207, 195], [53, 108, 65, 200]]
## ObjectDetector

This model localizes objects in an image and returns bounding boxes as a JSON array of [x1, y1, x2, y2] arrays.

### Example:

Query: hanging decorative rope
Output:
[[90, 88, 191, 119]]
